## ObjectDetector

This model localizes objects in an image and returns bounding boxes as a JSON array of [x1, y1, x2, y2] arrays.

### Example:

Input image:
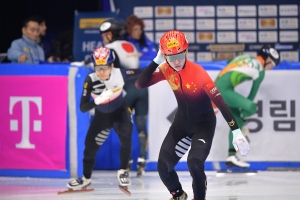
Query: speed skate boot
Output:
[[118, 169, 130, 187], [126, 159, 133, 176], [137, 157, 146, 177], [67, 176, 91, 190], [169, 190, 188, 200], [226, 155, 250, 168]]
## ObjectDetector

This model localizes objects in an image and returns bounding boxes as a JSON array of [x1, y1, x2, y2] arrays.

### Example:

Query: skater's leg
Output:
[[158, 148, 182, 191], [68, 112, 111, 189], [113, 107, 133, 186], [125, 79, 149, 174], [215, 83, 254, 169], [188, 112, 216, 200], [83, 113, 111, 179], [135, 115, 148, 176], [133, 86, 149, 159], [123, 79, 136, 171], [113, 107, 133, 170], [157, 119, 188, 198], [135, 115, 148, 159], [218, 88, 255, 155]]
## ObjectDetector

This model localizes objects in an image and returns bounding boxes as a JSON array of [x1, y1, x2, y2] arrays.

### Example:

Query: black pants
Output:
[[83, 105, 132, 179], [157, 110, 216, 200], [124, 77, 148, 158]]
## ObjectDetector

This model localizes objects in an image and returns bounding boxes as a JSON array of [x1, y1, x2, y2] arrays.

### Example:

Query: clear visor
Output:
[[265, 59, 276, 67], [165, 51, 186, 62], [94, 65, 111, 71], [270, 59, 276, 66]]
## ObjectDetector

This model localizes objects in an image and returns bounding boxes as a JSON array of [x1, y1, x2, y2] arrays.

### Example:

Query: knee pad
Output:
[[138, 131, 146, 138], [83, 151, 96, 161], [120, 136, 132, 147], [135, 115, 147, 133], [187, 158, 204, 175], [157, 159, 170, 174], [117, 124, 132, 139]]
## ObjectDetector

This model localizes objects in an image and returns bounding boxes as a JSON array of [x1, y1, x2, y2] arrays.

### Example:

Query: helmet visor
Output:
[[165, 51, 186, 62], [270, 59, 276, 66], [94, 65, 111, 71]]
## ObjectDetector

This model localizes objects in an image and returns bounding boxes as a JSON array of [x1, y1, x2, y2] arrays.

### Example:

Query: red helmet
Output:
[[159, 30, 189, 55]]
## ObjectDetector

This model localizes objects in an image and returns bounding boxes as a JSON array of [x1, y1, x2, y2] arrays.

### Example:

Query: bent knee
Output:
[[138, 131, 146, 138], [157, 159, 172, 174], [187, 158, 204, 174], [243, 102, 257, 116]]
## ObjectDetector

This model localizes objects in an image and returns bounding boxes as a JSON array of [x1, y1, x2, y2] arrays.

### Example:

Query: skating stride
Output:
[[58, 178, 94, 194], [58, 170, 131, 195], [62, 46, 142, 196], [214, 44, 280, 170], [118, 169, 131, 196]]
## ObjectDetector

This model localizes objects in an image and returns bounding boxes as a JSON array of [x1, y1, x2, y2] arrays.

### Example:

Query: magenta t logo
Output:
[[10, 97, 42, 149], [0, 75, 67, 170]]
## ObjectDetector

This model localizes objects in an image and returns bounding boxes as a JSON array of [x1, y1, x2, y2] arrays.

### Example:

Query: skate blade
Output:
[[57, 187, 94, 195], [225, 161, 249, 168], [118, 185, 131, 196], [217, 168, 257, 174]]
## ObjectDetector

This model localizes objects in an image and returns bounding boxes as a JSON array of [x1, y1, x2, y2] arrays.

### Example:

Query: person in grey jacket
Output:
[[7, 16, 45, 64]]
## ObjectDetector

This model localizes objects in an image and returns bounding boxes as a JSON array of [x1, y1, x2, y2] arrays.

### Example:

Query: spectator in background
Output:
[[7, 16, 45, 64], [214, 44, 280, 168], [122, 14, 157, 61], [31, 15, 52, 60]]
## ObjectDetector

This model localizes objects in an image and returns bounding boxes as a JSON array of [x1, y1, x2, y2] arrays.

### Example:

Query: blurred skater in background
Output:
[[214, 44, 280, 168]]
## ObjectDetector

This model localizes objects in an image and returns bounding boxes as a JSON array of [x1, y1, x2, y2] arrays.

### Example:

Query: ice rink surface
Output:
[[0, 170, 300, 200]]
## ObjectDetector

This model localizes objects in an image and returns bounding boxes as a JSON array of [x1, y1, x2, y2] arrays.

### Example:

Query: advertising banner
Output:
[[0, 76, 68, 170], [73, 11, 122, 61], [113, 0, 300, 62]]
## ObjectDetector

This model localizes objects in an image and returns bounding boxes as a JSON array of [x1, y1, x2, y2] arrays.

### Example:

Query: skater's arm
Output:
[[247, 70, 264, 101], [80, 76, 97, 112], [135, 50, 166, 88], [201, 68, 239, 130], [201, 67, 250, 156], [135, 61, 166, 88]]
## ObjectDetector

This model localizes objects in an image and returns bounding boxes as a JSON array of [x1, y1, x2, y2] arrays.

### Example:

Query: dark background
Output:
[[1, 0, 299, 60], [0, 0, 104, 54]]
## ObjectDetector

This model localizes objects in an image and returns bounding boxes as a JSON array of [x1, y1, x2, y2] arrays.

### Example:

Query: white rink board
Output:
[[148, 70, 300, 162]]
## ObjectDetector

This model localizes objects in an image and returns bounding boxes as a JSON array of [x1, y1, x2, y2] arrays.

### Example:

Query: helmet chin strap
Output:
[[103, 32, 112, 44], [263, 59, 268, 68], [263, 56, 272, 68]]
